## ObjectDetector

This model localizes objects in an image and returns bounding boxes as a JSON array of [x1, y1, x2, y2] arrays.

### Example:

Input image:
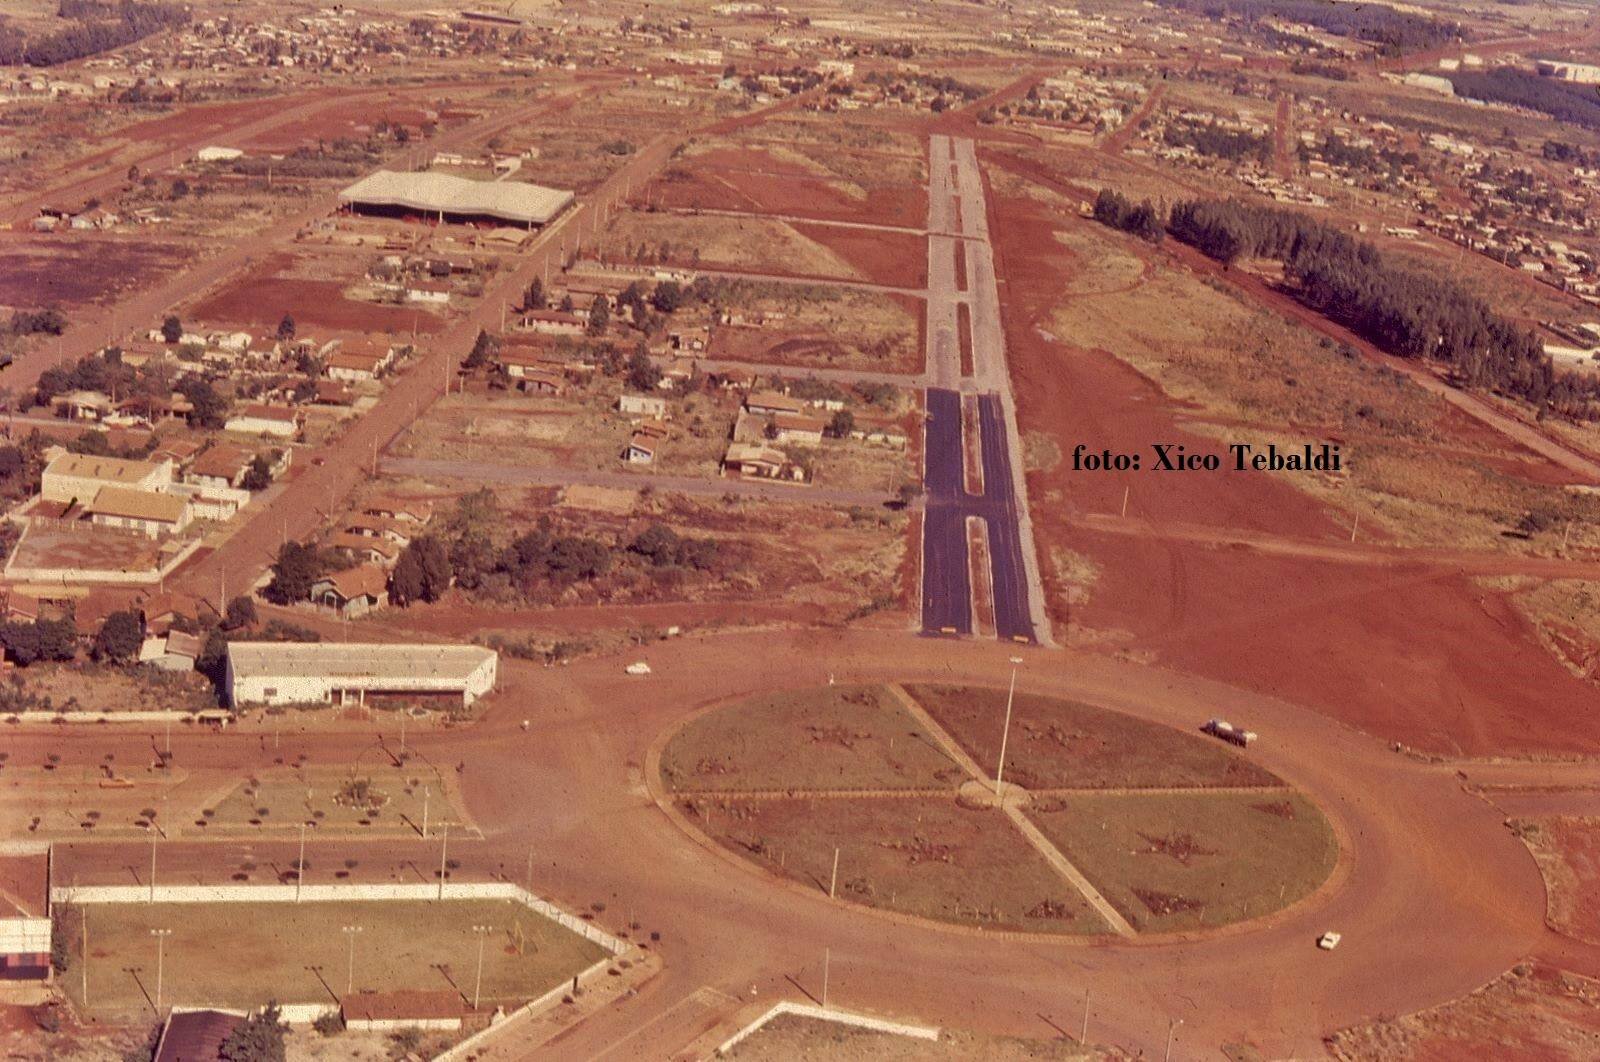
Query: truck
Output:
[[1201, 718, 1257, 747]]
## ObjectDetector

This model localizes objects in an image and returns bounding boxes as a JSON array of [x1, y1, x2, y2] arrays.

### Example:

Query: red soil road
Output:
[[1100, 83, 1166, 156], [987, 189, 1600, 758], [34, 628, 1557, 1059], [1272, 93, 1294, 180]]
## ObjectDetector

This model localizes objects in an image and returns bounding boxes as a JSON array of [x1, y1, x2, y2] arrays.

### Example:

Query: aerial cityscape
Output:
[[1, 0, 1599, 1058]]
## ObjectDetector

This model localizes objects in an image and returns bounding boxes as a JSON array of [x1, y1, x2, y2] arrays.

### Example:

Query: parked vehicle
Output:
[[1202, 718, 1257, 747], [624, 661, 652, 676], [1318, 931, 1342, 951]]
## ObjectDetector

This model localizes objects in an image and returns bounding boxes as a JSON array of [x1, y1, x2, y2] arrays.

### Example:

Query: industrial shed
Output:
[[338, 170, 573, 227], [224, 642, 498, 708]]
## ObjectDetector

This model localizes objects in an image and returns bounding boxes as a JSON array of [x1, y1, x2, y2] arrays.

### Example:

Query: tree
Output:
[[390, 537, 453, 605], [224, 595, 258, 631], [264, 542, 324, 605], [524, 276, 545, 310], [587, 295, 610, 335], [464, 328, 498, 370], [35, 618, 76, 662], [275, 314, 295, 342], [219, 1002, 287, 1062], [626, 349, 661, 392], [240, 453, 273, 492], [649, 281, 683, 314], [160, 315, 183, 344], [94, 611, 143, 663], [558, 293, 575, 314], [176, 377, 228, 429], [826, 409, 855, 439]]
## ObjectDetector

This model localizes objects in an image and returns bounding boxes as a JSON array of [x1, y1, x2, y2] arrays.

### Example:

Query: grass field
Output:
[[56, 899, 608, 1018], [903, 684, 1282, 790], [685, 795, 1109, 934], [661, 685, 962, 793], [1028, 791, 1337, 932]]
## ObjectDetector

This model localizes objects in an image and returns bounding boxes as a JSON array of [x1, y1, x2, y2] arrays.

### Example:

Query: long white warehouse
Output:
[[224, 642, 499, 708]]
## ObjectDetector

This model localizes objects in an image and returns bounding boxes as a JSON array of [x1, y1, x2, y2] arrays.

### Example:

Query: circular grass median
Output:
[[658, 683, 1338, 936]]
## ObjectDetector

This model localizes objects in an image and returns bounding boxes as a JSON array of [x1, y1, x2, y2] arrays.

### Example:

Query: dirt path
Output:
[[1100, 83, 1165, 156]]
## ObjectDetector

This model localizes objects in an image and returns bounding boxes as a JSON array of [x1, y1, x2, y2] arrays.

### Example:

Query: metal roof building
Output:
[[338, 170, 573, 227], [224, 642, 498, 707]]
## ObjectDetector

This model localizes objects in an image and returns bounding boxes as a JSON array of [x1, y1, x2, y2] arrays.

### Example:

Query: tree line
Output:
[[1449, 68, 1600, 132], [1091, 193, 1599, 418], [1154, 0, 1460, 55], [0, 0, 189, 66]]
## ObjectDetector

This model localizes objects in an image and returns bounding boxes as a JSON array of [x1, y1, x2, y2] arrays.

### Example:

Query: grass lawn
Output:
[[204, 763, 467, 837], [661, 685, 964, 793], [57, 899, 608, 1019], [1027, 791, 1338, 932], [903, 684, 1282, 790], [684, 794, 1109, 934]]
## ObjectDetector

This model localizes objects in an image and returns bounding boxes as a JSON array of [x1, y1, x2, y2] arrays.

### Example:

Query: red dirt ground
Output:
[[238, 102, 436, 152], [789, 222, 928, 290], [989, 189, 1600, 758], [0, 236, 190, 309], [655, 147, 926, 228], [189, 267, 444, 336], [1541, 818, 1600, 943]]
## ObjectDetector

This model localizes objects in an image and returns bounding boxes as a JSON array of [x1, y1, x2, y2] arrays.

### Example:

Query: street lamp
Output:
[[1164, 1017, 1183, 1062], [994, 656, 1025, 796], [150, 928, 172, 1013], [341, 925, 364, 996], [471, 925, 493, 1010]]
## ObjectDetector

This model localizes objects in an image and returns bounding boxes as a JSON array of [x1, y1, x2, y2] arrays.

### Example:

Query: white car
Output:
[[624, 662, 652, 676], [1317, 931, 1342, 951]]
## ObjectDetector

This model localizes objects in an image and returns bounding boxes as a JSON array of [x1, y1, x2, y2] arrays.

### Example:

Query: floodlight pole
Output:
[[421, 786, 430, 840], [472, 925, 492, 1010], [438, 824, 449, 900], [995, 656, 1025, 795], [296, 821, 307, 902], [342, 925, 363, 996], [150, 928, 172, 1013], [821, 946, 830, 1009], [1081, 987, 1090, 1044], [148, 829, 158, 903]]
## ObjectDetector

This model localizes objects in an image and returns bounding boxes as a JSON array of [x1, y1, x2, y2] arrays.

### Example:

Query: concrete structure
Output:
[[40, 452, 172, 505], [224, 642, 498, 707], [225, 404, 301, 439], [341, 990, 466, 1032], [339, 170, 573, 227], [84, 486, 192, 537], [617, 393, 667, 419]]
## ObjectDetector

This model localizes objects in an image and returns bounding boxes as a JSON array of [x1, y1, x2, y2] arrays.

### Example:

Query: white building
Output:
[[40, 452, 173, 505], [224, 642, 499, 707]]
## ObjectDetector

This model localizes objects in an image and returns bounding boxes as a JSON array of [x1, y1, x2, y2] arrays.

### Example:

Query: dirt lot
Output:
[[903, 684, 1281, 790], [1030, 791, 1336, 932], [684, 794, 1110, 934], [654, 143, 926, 229], [56, 898, 608, 1018], [726, 1013, 1125, 1060], [1514, 816, 1600, 944], [604, 210, 865, 282], [187, 253, 445, 336], [660, 685, 964, 793], [0, 235, 191, 310], [1326, 963, 1600, 1061]]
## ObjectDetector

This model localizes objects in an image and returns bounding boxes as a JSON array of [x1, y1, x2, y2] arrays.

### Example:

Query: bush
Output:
[[311, 1011, 344, 1037]]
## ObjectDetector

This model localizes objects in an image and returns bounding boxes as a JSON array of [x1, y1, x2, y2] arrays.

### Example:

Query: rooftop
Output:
[[43, 452, 169, 484], [85, 486, 189, 524], [340, 170, 573, 225], [226, 641, 496, 681]]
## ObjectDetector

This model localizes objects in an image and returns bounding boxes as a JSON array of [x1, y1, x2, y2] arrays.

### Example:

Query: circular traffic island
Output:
[[657, 683, 1338, 937]]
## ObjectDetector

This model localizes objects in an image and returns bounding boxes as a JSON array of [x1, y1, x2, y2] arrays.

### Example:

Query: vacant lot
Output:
[[605, 210, 865, 282], [205, 762, 467, 837], [1029, 790, 1336, 932], [1327, 963, 1600, 1061], [661, 685, 963, 793], [0, 235, 190, 309], [1515, 816, 1600, 944], [686, 795, 1109, 934], [903, 684, 1282, 790], [57, 899, 608, 1018]]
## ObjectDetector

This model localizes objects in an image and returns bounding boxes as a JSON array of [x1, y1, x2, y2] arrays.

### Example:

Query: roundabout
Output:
[[654, 682, 1339, 938]]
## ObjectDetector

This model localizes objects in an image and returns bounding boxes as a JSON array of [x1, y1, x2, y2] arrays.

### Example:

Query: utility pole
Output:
[[342, 925, 363, 995], [1080, 987, 1090, 1044], [995, 656, 1025, 796], [829, 847, 839, 899], [148, 829, 158, 903], [1164, 1018, 1183, 1062], [150, 928, 172, 1013], [81, 909, 89, 1007], [821, 947, 830, 1008], [472, 925, 493, 1010], [421, 785, 429, 840]]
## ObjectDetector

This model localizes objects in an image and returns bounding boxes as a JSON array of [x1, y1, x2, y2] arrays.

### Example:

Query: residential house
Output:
[[343, 514, 412, 547], [188, 445, 253, 490], [311, 564, 390, 618], [328, 532, 401, 567], [772, 411, 826, 446], [745, 391, 807, 417], [723, 442, 795, 480], [139, 629, 201, 672], [224, 404, 301, 439], [363, 496, 433, 526], [617, 393, 668, 419]]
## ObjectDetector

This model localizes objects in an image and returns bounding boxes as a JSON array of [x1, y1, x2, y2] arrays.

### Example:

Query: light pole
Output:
[[1164, 1017, 1183, 1062], [296, 821, 308, 902], [150, 928, 172, 1013], [994, 656, 1025, 796], [342, 925, 364, 996], [148, 827, 160, 903], [437, 824, 450, 900], [421, 786, 429, 840], [471, 925, 493, 1010]]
